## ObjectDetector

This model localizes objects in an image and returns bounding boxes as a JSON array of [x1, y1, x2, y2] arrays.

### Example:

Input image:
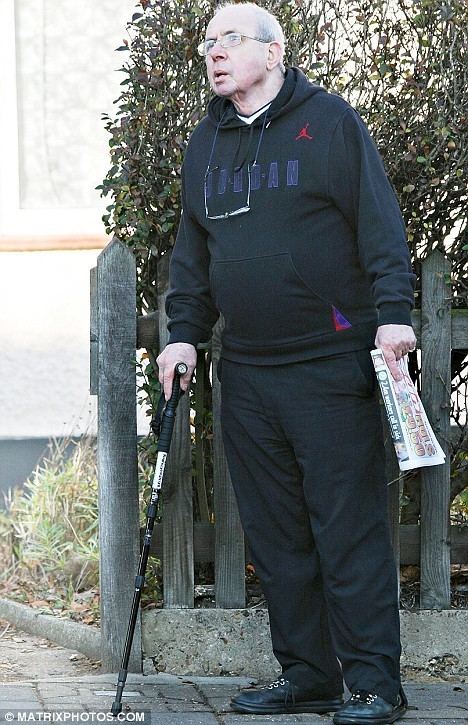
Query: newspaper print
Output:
[[371, 348, 446, 471]]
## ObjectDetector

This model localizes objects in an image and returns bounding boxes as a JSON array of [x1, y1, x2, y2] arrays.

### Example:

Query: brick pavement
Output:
[[0, 674, 466, 724]]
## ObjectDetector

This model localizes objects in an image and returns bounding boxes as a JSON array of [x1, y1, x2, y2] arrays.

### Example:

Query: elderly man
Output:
[[157, 2, 416, 723]]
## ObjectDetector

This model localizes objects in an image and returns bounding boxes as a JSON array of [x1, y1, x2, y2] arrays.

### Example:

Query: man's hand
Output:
[[375, 324, 417, 382], [156, 342, 197, 400]]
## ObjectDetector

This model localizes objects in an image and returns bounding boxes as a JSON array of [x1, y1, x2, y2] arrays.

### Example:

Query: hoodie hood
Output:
[[207, 67, 325, 129]]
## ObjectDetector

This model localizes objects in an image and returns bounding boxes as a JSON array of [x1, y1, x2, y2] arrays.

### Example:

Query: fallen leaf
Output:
[[70, 602, 90, 612]]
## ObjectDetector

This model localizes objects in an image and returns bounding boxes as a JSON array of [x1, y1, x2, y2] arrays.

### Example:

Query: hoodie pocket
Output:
[[210, 252, 345, 344]]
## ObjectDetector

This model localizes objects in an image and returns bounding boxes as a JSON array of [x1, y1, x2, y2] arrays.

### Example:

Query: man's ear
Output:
[[266, 41, 283, 71]]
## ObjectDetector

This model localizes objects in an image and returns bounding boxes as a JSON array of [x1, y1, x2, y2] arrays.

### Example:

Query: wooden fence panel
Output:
[[194, 349, 210, 523], [96, 238, 141, 671], [144, 522, 468, 566], [89, 266, 98, 396], [385, 431, 401, 582], [157, 253, 194, 608], [211, 319, 246, 608], [411, 307, 468, 349], [94, 247, 468, 638], [420, 250, 452, 608]]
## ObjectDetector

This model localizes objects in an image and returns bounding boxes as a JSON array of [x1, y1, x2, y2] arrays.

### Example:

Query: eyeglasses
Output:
[[198, 32, 270, 57], [204, 163, 253, 220], [203, 108, 269, 220]]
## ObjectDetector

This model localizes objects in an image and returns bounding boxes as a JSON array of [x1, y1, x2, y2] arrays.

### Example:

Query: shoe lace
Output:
[[262, 677, 287, 690], [261, 677, 295, 704], [350, 690, 378, 705]]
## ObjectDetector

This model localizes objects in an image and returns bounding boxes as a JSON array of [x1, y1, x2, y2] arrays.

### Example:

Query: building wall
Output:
[[0, 249, 100, 439], [0, 0, 138, 239], [0, 248, 150, 503], [0, 0, 150, 500]]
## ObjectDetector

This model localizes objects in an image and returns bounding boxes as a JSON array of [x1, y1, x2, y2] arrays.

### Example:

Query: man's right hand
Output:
[[156, 342, 197, 400]]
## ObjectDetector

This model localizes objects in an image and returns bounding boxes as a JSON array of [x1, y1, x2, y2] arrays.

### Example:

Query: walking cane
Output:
[[111, 361, 188, 717]]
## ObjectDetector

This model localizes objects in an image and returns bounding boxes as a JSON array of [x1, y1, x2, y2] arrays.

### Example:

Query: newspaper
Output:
[[371, 348, 446, 471]]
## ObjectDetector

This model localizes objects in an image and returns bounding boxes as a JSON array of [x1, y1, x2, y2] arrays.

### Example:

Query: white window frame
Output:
[[0, 0, 106, 249]]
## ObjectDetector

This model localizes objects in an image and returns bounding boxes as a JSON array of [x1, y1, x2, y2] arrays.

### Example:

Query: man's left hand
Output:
[[375, 324, 417, 381]]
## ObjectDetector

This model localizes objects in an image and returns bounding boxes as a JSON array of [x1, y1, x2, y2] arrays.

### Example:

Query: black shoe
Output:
[[230, 676, 344, 715], [333, 688, 408, 724]]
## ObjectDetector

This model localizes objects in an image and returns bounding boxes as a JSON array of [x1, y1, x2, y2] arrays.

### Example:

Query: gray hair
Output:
[[214, 2, 286, 72]]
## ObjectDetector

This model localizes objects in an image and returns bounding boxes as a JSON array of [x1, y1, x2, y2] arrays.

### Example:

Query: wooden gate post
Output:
[[420, 250, 451, 609], [212, 318, 246, 608], [157, 253, 194, 607], [384, 428, 401, 586], [96, 238, 141, 670]]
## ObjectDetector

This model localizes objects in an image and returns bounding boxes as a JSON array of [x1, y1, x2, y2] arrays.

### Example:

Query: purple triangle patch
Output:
[[332, 306, 352, 331]]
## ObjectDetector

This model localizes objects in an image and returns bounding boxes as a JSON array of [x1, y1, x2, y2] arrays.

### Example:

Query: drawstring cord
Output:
[[250, 109, 269, 168], [232, 127, 244, 172], [207, 107, 270, 175], [205, 108, 227, 174]]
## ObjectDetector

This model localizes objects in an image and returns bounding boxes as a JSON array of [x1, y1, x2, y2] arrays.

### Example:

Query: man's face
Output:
[[204, 6, 270, 101]]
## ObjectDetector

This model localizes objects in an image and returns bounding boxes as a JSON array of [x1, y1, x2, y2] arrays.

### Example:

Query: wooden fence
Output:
[[90, 239, 468, 670]]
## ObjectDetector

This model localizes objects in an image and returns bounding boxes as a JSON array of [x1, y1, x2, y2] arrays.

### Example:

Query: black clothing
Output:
[[218, 354, 402, 705], [166, 68, 415, 364], [333, 688, 408, 724], [230, 676, 343, 714], [165, 67, 413, 706]]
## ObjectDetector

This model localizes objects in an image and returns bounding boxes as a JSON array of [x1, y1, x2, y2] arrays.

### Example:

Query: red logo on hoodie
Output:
[[295, 123, 313, 140]]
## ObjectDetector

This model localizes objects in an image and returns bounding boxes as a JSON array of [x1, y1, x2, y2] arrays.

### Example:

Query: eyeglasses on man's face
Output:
[[198, 32, 270, 57]]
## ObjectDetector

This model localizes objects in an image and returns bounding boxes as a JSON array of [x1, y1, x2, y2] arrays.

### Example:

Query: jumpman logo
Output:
[[295, 123, 313, 140]]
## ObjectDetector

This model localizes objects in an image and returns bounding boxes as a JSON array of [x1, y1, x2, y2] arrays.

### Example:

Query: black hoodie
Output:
[[166, 68, 415, 364]]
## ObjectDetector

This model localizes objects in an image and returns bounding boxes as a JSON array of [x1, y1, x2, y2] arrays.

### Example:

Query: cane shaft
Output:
[[111, 362, 186, 716]]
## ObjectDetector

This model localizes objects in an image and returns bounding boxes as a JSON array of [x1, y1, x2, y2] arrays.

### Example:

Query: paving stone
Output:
[[165, 703, 214, 713], [123, 703, 174, 713], [144, 715, 219, 724], [0, 688, 38, 702], [40, 699, 109, 709], [182, 676, 256, 686], [202, 694, 234, 712], [42, 707, 91, 713], [401, 720, 467, 724], [0, 706, 44, 716], [403, 683, 468, 718], [36, 683, 80, 698], [404, 710, 468, 718], [220, 714, 326, 724], [155, 684, 203, 698], [0, 676, 465, 724], [35, 700, 84, 707], [156, 694, 207, 710], [198, 683, 242, 692], [404, 682, 467, 706]]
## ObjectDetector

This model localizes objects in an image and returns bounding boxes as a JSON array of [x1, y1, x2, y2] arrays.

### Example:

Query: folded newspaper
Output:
[[371, 348, 446, 471]]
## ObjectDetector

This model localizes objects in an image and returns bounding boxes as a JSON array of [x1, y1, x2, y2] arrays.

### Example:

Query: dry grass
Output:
[[0, 438, 100, 625]]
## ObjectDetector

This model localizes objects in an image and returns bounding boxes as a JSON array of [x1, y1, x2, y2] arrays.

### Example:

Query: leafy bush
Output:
[[98, 0, 467, 312], [98, 0, 467, 516]]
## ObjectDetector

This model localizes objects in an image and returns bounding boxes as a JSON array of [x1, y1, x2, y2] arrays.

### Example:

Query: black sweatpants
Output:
[[218, 349, 402, 705]]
